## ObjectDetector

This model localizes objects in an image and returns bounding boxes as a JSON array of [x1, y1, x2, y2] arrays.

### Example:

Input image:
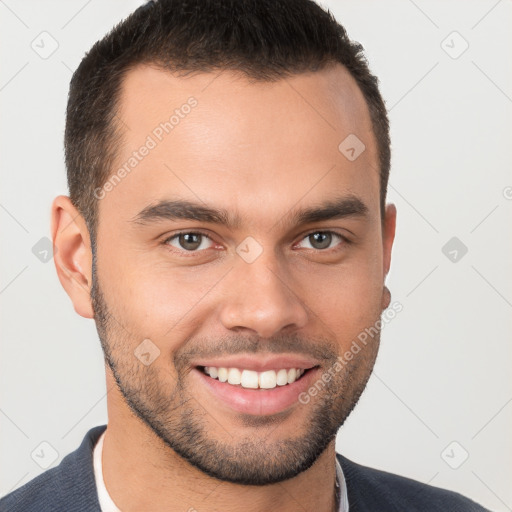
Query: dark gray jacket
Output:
[[0, 424, 491, 511]]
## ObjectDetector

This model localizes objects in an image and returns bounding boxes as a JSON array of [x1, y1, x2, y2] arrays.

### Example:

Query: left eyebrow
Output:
[[289, 195, 369, 226], [129, 194, 369, 230]]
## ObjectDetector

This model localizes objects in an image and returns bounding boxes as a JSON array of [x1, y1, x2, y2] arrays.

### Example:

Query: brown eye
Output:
[[178, 233, 202, 251], [164, 232, 214, 252], [297, 231, 348, 252], [308, 232, 332, 250]]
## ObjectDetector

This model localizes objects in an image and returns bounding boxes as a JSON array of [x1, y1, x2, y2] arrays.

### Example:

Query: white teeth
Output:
[[259, 370, 277, 389], [240, 370, 259, 389], [227, 368, 241, 385], [202, 366, 307, 389], [276, 369, 288, 386]]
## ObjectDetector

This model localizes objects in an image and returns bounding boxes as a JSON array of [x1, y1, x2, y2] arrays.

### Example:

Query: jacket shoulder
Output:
[[0, 464, 66, 512], [0, 425, 107, 512], [337, 453, 492, 512]]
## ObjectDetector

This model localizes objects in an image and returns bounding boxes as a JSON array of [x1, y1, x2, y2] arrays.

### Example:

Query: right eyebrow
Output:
[[129, 199, 243, 230]]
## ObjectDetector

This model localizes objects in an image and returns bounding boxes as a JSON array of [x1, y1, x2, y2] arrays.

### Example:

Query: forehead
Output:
[[100, 63, 379, 230]]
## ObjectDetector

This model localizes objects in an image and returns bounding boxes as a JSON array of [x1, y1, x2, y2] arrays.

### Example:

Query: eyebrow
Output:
[[129, 194, 369, 230]]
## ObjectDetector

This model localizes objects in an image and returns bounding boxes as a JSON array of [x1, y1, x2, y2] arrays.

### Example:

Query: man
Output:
[[0, 0, 491, 510]]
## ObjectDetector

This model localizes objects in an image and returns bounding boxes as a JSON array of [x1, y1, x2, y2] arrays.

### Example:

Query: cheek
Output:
[[102, 255, 225, 339], [300, 249, 384, 342]]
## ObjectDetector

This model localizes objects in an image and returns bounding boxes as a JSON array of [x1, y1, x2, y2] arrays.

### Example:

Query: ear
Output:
[[51, 195, 94, 318], [382, 203, 396, 276], [381, 203, 397, 309]]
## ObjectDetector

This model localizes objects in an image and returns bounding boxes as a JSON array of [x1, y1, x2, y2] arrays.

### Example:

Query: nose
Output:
[[218, 253, 309, 339]]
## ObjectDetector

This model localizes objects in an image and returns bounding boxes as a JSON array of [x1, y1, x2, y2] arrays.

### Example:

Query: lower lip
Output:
[[192, 367, 320, 416]]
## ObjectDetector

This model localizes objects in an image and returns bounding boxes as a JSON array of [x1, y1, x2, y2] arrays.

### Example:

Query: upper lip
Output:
[[192, 354, 319, 372]]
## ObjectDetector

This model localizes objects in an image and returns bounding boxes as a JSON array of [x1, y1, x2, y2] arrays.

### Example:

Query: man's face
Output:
[[90, 63, 394, 485]]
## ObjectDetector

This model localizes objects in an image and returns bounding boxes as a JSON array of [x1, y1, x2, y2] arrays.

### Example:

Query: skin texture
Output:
[[52, 63, 396, 512]]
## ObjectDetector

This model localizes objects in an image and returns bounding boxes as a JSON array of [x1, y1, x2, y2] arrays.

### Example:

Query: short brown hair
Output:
[[65, 0, 390, 243]]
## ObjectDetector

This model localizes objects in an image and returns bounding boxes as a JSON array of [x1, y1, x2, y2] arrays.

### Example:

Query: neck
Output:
[[102, 373, 338, 512]]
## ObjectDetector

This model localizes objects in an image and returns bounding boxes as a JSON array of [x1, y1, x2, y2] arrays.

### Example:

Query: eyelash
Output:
[[161, 229, 352, 257]]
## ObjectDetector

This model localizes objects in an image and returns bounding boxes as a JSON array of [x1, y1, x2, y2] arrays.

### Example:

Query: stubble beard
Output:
[[90, 265, 380, 485]]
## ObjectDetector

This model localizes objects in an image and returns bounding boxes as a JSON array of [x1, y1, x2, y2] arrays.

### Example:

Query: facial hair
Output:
[[90, 256, 381, 485]]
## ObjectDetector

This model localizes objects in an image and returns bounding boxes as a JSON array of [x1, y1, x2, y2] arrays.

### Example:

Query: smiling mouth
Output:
[[198, 366, 315, 390]]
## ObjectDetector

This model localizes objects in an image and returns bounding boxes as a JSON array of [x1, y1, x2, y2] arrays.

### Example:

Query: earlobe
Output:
[[381, 285, 391, 310], [51, 195, 95, 319]]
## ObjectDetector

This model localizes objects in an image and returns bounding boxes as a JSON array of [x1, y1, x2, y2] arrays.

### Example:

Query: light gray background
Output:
[[1, 1, 511, 510]]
